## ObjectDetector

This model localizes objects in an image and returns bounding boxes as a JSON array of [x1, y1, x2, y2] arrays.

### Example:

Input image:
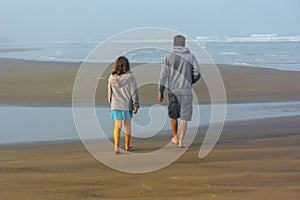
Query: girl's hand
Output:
[[133, 106, 138, 114], [158, 95, 164, 102]]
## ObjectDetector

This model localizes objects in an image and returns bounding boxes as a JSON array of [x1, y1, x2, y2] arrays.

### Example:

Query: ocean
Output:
[[0, 34, 299, 71]]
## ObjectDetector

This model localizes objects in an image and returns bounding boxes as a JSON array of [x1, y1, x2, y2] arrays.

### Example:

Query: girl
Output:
[[108, 56, 139, 154]]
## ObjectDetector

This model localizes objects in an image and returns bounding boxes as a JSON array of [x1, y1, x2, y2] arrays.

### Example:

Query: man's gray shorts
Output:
[[168, 93, 193, 121]]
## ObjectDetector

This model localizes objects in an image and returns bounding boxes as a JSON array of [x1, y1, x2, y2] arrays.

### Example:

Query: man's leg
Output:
[[168, 93, 180, 145], [177, 94, 192, 148], [171, 118, 178, 144], [178, 120, 188, 148]]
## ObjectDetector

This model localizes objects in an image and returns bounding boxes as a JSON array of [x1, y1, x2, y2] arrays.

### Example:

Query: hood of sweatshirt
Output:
[[173, 46, 194, 63], [109, 72, 132, 88], [173, 46, 191, 54]]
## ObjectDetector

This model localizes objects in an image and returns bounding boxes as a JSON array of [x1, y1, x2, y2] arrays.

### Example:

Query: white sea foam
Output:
[[196, 34, 300, 43], [40, 55, 55, 60], [233, 62, 250, 66], [40, 55, 82, 62], [219, 52, 239, 55], [108, 39, 172, 44], [51, 40, 100, 45]]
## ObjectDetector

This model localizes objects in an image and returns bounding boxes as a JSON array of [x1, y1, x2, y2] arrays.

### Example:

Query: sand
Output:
[[0, 116, 299, 199], [0, 58, 300, 106], [0, 58, 300, 199]]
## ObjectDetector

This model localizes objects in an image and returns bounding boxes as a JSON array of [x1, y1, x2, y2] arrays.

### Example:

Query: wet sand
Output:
[[0, 116, 299, 199]]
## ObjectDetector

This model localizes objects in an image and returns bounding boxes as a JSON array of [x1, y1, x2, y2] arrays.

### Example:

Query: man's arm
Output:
[[158, 59, 168, 101], [191, 55, 201, 84]]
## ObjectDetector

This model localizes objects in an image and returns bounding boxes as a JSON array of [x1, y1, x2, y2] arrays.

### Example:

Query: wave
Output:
[[40, 55, 56, 60], [233, 62, 250, 66], [196, 34, 300, 43], [51, 40, 100, 45], [40, 55, 82, 62], [219, 52, 239, 55], [108, 39, 172, 43]]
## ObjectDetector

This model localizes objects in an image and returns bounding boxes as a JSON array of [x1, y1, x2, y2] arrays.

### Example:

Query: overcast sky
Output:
[[1, 0, 299, 41]]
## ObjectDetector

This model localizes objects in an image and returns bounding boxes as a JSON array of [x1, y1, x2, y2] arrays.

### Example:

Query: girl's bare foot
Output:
[[114, 146, 120, 154], [125, 145, 133, 151], [171, 137, 178, 145]]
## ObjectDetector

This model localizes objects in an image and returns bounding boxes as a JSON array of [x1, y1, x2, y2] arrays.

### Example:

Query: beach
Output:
[[2, 0, 300, 198], [0, 116, 299, 199], [0, 58, 300, 199]]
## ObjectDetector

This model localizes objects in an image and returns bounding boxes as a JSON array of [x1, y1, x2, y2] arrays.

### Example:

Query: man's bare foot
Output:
[[178, 143, 188, 148], [171, 137, 178, 145], [125, 145, 133, 151]]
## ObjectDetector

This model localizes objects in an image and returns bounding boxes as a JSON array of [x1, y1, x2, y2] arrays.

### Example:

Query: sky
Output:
[[1, 0, 299, 41]]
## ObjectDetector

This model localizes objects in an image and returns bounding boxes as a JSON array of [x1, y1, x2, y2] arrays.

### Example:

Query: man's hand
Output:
[[158, 95, 164, 102], [133, 106, 138, 114]]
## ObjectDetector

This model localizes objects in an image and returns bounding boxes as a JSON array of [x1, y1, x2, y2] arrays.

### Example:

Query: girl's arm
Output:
[[108, 80, 112, 104], [130, 74, 139, 108]]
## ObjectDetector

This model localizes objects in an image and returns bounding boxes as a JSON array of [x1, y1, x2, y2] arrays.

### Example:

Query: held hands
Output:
[[158, 95, 164, 102]]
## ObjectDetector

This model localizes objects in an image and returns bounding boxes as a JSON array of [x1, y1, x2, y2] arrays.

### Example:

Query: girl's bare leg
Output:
[[124, 118, 132, 151], [114, 120, 122, 153]]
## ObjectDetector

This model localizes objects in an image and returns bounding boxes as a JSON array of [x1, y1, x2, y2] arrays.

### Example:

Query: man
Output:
[[158, 35, 201, 148]]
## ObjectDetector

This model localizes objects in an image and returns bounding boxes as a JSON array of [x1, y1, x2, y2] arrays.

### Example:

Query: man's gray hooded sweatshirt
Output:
[[158, 46, 201, 97], [108, 72, 139, 111]]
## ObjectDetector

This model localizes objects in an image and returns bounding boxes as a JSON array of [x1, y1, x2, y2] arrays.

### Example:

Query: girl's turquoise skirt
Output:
[[111, 110, 133, 120]]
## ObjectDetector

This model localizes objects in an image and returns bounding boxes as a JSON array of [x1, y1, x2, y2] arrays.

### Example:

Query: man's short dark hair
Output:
[[173, 35, 185, 47]]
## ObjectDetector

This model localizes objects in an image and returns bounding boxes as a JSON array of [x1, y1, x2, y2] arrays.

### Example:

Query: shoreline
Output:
[[0, 99, 300, 107], [1, 113, 299, 146], [1, 57, 299, 71], [1, 101, 300, 145]]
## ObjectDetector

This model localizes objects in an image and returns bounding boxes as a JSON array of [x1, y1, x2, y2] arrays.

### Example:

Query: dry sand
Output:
[[0, 116, 299, 199]]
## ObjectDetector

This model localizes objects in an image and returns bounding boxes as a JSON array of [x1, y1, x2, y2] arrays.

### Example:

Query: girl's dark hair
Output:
[[112, 56, 130, 75]]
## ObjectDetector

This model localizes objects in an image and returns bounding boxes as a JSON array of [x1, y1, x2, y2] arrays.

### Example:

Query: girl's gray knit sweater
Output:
[[108, 72, 139, 111]]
